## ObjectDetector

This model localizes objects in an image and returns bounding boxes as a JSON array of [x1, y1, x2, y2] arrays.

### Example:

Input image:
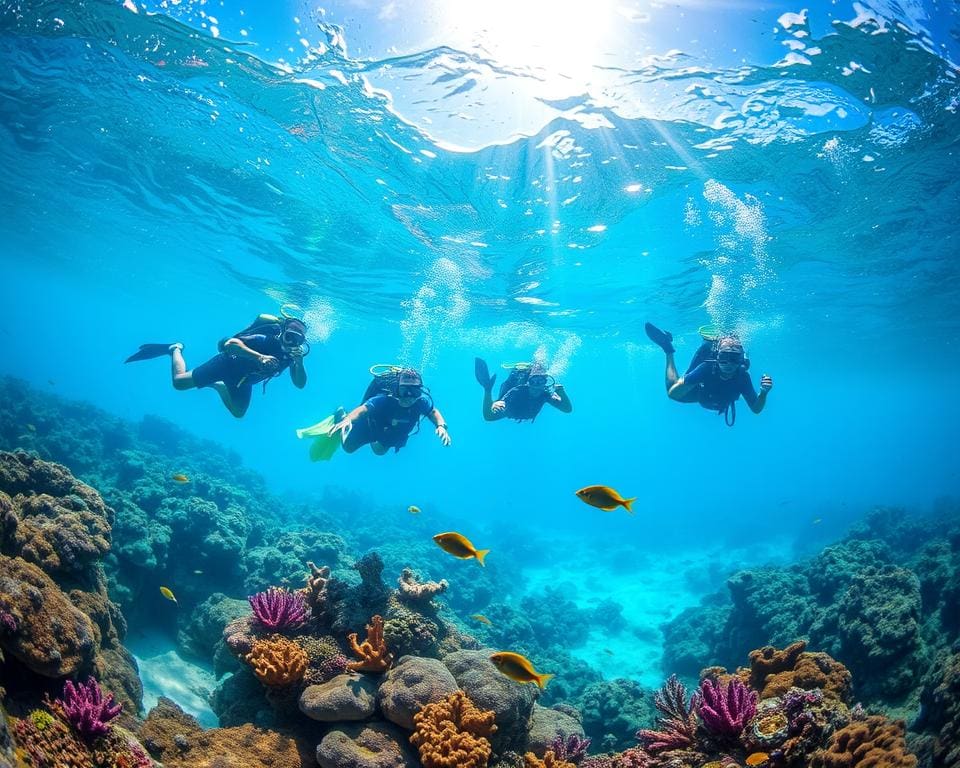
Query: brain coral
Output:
[[739, 642, 852, 703], [809, 715, 917, 768]]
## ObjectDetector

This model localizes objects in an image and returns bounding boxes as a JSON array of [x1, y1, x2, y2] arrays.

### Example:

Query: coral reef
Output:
[[248, 587, 308, 631], [397, 568, 448, 604], [636, 675, 699, 754], [697, 677, 757, 739], [347, 614, 394, 673], [809, 715, 916, 768], [245, 635, 309, 687], [54, 677, 122, 740], [524, 749, 578, 768], [909, 650, 960, 768], [409, 690, 497, 768], [575, 678, 652, 753]]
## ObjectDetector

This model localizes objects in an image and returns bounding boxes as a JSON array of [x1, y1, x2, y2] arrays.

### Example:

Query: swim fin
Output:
[[296, 414, 340, 462], [474, 357, 496, 390], [644, 323, 675, 354], [124, 343, 178, 363]]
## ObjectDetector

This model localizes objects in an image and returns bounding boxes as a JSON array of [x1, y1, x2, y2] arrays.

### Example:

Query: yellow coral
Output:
[[524, 750, 577, 768], [245, 636, 308, 687], [410, 690, 497, 768], [346, 614, 394, 673]]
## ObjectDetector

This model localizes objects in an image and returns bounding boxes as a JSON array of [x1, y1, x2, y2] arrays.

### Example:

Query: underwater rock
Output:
[[910, 650, 960, 768], [377, 654, 459, 730], [177, 591, 249, 663], [0, 700, 15, 766], [140, 695, 312, 766], [210, 668, 273, 727], [524, 704, 586, 757], [442, 648, 538, 751], [299, 672, 379, 721], [317, 721, 419, 768], [0, 554, 97, 676], [575, 677, 653, 753]]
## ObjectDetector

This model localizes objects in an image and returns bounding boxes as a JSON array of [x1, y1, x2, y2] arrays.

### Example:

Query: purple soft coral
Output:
[[550, 733, 592, 763], [56, 677, 122, 740], [636, 675, 699, 753], [248, 587, 308, 630], [696, 677, 758, 738]]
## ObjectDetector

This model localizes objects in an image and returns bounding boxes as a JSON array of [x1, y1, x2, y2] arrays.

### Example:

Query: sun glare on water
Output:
[[442, 0, 619, 86]]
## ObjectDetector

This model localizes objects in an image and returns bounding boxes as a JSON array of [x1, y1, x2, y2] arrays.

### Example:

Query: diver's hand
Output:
[[760, 374, 773, 393], [329, 419, 353, 440], [258, 354, 279, 369], [288, 346, 304, 360], [436, 425, 451, 446], [491, 400, 506, 413]]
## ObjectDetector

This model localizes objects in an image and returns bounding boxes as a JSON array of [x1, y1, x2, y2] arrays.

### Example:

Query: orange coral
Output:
[[410, 690, 497, 768], [739, 642, 852, 703], [346, 614, 394, 673], [244, 636, 308, 687], [809, 715, 917, 768], [524, 750, 577, 768]]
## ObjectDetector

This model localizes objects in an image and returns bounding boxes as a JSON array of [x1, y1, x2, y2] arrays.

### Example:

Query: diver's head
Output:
[[395, 368, 423, 406], [716, 337, 745, 378], [526, 363, 548, 394], [280, 318, 307, 351]]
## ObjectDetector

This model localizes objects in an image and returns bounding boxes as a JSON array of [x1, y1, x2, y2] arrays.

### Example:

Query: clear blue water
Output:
[[1, 0, 959, 697]]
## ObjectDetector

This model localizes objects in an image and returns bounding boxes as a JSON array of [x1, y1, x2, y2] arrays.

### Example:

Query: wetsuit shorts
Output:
[[191, 353, 255, 410]]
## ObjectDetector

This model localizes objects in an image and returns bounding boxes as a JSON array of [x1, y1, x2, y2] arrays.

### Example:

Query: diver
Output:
[[474, 359, 572, 422], [644, 322, 772, 426], [327, 367, 451, 455], [125, 308, 309, 418]]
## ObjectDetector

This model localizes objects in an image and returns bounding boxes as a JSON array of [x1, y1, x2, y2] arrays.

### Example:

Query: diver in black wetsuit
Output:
[[644, 322, 772, 426], [125, 312, 309, 418], [474, 359, 572, 422]]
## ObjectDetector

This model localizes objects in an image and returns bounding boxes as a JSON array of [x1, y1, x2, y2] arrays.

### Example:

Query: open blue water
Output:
[[1, 0, 959, 714]]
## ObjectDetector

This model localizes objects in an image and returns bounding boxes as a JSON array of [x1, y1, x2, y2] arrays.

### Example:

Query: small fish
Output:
[[575, 485, 636, 513], [746, 753, 770, 767], [408, 505, 421, 515], [172, 474, 190, 483], [193, 570, 204, 575], [471, 614, 492, 625], [26, 424, 36, 432], [47, 379, 55, 386], [812, 518, 822, 525], [603, 648, 614, 656], [490, 651, 554, 689], [159, 586, 178, 605], [433, 532, 490, 566]]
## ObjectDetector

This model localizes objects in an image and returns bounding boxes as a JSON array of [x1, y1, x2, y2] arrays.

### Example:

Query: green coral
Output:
[[28, 709, 54, 731]]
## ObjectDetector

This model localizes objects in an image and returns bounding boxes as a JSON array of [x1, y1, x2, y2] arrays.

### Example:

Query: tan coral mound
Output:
[[410, 690, 497, 768], [739, 641, 853, 703], [809, 715, 917, 768], [524, 749, 577, 768], [245, 636, 308, 687]]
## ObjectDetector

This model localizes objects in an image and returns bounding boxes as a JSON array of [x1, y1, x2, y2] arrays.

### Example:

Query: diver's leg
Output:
[[664, 353, 680, 393], [213, 383, 251, 419], [171, 346, 196, 391]]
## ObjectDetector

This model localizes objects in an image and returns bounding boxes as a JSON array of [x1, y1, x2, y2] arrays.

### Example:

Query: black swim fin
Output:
[[474, 357, 496, 390], [644, 323, 675, 354], [125, 344, 176, 363]]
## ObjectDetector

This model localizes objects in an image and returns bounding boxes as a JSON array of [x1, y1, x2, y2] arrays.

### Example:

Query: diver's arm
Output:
[[482, 386, 505, 421], [548, 384, 573, 413], [749, 374, 773, 414], [330, 404, 367, 437], [288, 350, 307, 388], [223, 338, 271, 364], [428, 408, 451, 446]]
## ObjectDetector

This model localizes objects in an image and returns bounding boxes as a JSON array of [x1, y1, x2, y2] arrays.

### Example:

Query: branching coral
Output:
[[809, 715, 916, 768], [248, 587, 307, 631], [697, 677, 757, 738], [550, 733, 592, 764], [244, 636, 308, 687], [398, 568, 448, 603], [304, 561, 331, 620], [53, 677, 122, 741], [636, 675, 698, 753], [410, 689, 497, 768], [346, 614, 394, 673]]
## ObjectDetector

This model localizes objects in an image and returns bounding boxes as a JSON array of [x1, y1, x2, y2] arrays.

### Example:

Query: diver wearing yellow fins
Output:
[[644, 322, 773, 426], [474, 359, 572, 422], [125, 306, 309, 418], [298, 365, 450, 460]]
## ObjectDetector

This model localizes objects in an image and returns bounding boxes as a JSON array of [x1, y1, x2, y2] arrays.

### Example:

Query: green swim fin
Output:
[[296, 414, 340, 462]]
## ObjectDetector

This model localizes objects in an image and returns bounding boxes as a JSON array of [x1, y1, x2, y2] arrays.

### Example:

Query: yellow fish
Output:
[[159, 586, 178, 605], [408, 505, 421, 515], [433, 532, 490, 566], [171, 474, 190, 483], [490, 651, 554, 689], [26, 424, 36, 432], [471, 614, 492, 625], [575, 485, 636, 513]]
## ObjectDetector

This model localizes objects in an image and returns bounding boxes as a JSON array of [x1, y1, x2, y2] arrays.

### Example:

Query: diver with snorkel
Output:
[[474, 358, 573, 422], [644, 322, 772, 426], [125, 306, 309, 418], [299, 365, 450, 458]]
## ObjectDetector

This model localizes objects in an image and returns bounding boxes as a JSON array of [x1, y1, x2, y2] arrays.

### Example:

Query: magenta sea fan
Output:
[[697, 677, 758, 737], [56, 676, 122, 740], [248, 587, 308, 630]]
